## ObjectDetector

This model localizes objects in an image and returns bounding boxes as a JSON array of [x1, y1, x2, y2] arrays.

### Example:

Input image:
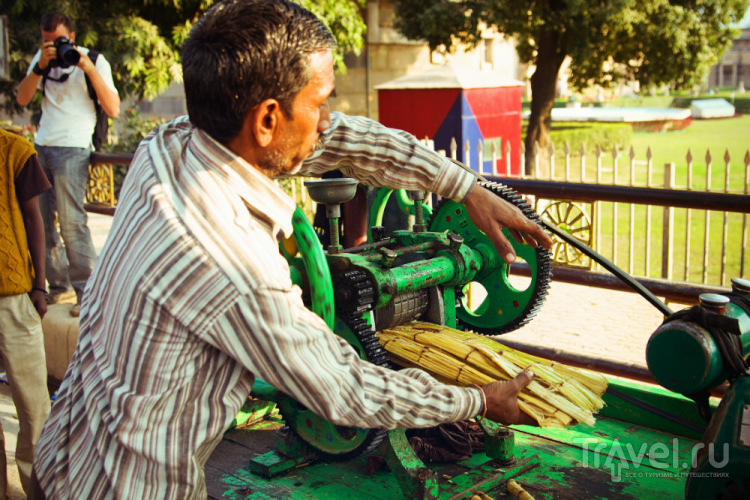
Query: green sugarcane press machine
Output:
[[235, 177, 750, 500]]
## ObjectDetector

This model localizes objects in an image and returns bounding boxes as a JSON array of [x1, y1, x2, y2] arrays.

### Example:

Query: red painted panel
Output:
[[377, 88, 461, 139], [464, 87, 523, 176]]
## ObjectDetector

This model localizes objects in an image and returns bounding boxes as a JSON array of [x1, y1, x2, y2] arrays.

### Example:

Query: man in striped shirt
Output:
[[31, 0, 552, 498]]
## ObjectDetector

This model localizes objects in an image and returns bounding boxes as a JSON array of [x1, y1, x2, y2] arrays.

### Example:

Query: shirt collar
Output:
[[190, 127, 296, 238]]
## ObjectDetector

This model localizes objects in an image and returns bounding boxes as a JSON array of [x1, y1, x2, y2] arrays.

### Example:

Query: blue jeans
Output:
[[35, 145, 97, 300]]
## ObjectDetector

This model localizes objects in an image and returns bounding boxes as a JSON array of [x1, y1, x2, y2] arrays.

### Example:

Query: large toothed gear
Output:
[[429, 181, 552, 335]]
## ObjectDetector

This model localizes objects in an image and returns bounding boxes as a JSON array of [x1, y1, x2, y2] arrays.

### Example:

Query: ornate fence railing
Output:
[[441, 138, 750, 290], [85, 145, 749, 297]]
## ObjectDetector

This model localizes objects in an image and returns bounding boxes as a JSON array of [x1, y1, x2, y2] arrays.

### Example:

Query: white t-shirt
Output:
[[27, 46, 118, 149]]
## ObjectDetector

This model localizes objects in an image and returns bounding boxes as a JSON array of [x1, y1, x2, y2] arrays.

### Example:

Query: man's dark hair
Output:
[[182, 0, 337, 144], [40, 12, 73, 33]]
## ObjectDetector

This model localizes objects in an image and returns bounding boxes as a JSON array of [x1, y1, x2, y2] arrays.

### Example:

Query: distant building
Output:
[[706, 10, 750, 90], [329, 0, 522, 121]]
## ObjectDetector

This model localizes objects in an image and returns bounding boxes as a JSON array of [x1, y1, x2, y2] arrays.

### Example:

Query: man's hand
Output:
[[29, 289, 48, 319], [75, 50, 96, 75], [482, 370, 536, 426], [464, 185, 553, 264], [37, 41, 57, 71]]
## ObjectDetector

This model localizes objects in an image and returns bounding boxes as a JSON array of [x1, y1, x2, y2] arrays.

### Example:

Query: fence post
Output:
[[702, 150, 713, 283], [491, 140, 498, 177], [505, 140, 512, 177], [645, 146, 653, 276], [579, 143, 586, 182], [464, 139, 471, 170], [742, 151, 750, 278], [684, 149, 694, 281], [662, 163, 675, 280], [477, 139, 484, 176], [612, 145, 619, 267], [628, 146, 636, 275], [594, 145, 603, 270], [720, 150, 732, 286], [549, 142, 555, 180]]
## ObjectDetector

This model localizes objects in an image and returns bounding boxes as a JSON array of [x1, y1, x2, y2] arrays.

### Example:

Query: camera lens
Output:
[[59, 46, 80, 67], [52, 37, 80, 68]]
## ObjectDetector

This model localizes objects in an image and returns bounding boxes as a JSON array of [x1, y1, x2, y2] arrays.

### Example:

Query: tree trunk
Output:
[[524, 30, 567, 175]]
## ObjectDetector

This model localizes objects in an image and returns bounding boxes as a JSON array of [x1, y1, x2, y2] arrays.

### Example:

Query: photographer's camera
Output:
[[50, 36, 80, 68]]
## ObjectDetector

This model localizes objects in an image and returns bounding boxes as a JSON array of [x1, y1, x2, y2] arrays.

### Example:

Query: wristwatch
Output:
[[32, 63, 45, 76]]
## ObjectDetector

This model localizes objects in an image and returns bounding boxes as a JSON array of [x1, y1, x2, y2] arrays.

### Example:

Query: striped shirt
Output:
[[34, 113, 482, 499]]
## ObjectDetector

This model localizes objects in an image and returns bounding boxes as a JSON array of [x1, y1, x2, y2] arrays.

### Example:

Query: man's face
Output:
[[258, 50, 335, 177]]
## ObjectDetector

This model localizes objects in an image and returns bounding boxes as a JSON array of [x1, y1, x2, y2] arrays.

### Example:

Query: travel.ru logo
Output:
[[572, 437, 730, 482]]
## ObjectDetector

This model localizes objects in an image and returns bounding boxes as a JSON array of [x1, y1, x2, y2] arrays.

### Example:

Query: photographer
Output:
[[16, 11, 120, 317]]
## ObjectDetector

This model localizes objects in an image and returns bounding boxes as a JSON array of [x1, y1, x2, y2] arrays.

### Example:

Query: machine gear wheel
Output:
[[429, 180, 552, 334]]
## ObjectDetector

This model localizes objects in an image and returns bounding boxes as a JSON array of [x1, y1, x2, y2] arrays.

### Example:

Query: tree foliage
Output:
[[1, 0, 366, 117], [391, 0, 749, 169]]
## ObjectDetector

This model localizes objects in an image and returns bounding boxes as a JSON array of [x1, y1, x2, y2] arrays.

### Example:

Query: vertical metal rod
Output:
[[702, 152, 712, 284], [549, 143, 555, 181], [741, 161, 749, 277], [505, 140, 512, 178], [612, 147, 619, 268], [477, 139, 484, 176], [464, 139, 471, 172], [662, 163, 675, 280], [580, 144, 586, 183], [329, 217, 340, 249], [685, 161, 693, 282], [596, 145, 603, 271], [629, 153, 636, 275], [720, 151, 730, 286]]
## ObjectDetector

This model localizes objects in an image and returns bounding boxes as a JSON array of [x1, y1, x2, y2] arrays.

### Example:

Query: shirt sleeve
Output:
[[203, 260, 482, 430], [15, 154, 52, 203], [297, 112, 477, 203], [93, 52, 118, 95]]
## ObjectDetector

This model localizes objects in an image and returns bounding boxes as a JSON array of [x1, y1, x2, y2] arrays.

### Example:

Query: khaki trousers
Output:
[[0, 294, 51, 497]]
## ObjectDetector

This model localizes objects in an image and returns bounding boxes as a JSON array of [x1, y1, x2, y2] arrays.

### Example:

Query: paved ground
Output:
[[0, 213, 691, 498]]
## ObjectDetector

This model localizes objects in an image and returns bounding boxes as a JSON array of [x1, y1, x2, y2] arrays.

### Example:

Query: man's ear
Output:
[[70, 31, 76, 42], [251, 99, 282, 148]]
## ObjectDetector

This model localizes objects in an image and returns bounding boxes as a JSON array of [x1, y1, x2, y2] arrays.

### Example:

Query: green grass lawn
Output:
[[540, 114, 749, 287], [628, 114, 750, 192]]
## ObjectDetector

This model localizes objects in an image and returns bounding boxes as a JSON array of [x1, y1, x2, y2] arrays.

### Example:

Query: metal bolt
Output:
[[731, 277, 750, 294], [699, 293, 730, 315], [371, 226, 386, 241]]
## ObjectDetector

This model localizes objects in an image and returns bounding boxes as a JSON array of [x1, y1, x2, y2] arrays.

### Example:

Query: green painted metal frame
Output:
[[368, 188, 432, 242], [234, 375, 721, 499]]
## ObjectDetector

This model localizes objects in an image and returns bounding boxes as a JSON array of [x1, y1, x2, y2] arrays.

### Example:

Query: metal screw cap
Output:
[[699, 293, 730, 313], [731, 277, 750, 294]]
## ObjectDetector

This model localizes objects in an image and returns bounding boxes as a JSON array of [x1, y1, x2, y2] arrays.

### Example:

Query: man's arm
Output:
[[77, 51, 120, 117], [17, 47, 52, 106], [21, 194, 48, 318], [300, 112, 552, 263], [17, 72, 42, 107]]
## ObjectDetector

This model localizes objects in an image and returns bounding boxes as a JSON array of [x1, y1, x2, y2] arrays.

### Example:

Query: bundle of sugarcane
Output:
[[376, 321, 608, 428]]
